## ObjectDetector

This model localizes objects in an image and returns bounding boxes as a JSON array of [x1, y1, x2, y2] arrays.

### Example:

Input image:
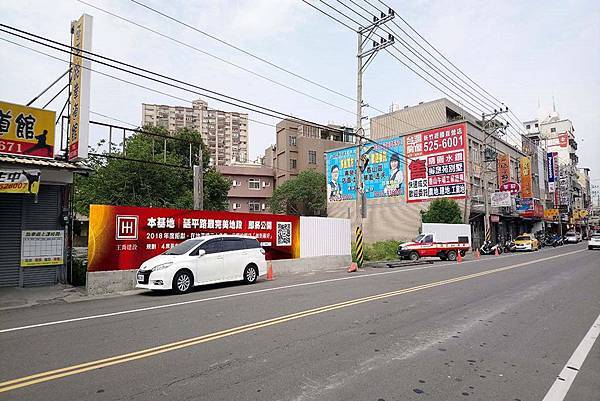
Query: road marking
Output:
[[542, 311, 600, 401], [0, 251, 524, 334], [0, 249, 583, 394]]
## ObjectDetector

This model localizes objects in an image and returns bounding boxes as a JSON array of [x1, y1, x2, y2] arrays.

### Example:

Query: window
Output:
[[308, 150, 317, 164], [289, 136, 297, 146], [232, 202, 240, 210], [195, 238, 222, 255], [535, 123, 539, 128], [248, 178, 260, 190], [550, 127, 556, 133], [249, 201, 260, 212], [221, 238, 244, 252], [423, 235, 433, 243], [526, 124, 531, 129], [165, 239, 203, 255], [244, 238, 261, 249], [290, 159, 297, 169], [232, 179, 238, 187]]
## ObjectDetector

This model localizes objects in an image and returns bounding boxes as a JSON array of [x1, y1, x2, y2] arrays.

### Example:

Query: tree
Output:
[[74, 126, 230, 214], [420, 198, 463, 224], [268, 170, 326, 216]]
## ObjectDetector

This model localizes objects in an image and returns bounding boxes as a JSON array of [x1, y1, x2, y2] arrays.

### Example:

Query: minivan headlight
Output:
[[152, 262, 173, 272]]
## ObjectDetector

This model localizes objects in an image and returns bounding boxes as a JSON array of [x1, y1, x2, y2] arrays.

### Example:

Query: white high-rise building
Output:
[[142, 99, 248, 165]]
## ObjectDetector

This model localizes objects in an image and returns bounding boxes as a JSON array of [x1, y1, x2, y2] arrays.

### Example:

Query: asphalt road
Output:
[[0, 243, 598, 401]]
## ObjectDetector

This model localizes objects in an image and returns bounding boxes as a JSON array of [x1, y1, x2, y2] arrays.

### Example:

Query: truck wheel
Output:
[[446, 250, 457, 261], [439, 252, 447, 261], [408, 251, 420, 261]]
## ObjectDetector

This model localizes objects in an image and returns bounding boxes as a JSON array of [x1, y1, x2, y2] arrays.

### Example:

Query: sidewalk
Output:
[[0, 284, 142, 311]]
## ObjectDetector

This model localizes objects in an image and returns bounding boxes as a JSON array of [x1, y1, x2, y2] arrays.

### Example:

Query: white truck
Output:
[[397, 223, 471, 261]]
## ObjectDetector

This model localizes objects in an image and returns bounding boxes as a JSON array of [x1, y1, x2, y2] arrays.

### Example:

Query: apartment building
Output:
[[216, 163, 274, 213], [142, 99, 248, 165], [327, 98, 538, 246], [263, 119, 354, 187]]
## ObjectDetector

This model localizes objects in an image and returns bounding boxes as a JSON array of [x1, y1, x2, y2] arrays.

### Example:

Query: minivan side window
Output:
[[221, 238, 245, 252], [244, 238, 261, 249], [193, 239, 222, 255]]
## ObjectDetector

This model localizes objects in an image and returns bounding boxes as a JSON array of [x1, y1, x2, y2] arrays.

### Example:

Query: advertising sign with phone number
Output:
[[88, 205, 300, 272], [404, 122, 468, 202]]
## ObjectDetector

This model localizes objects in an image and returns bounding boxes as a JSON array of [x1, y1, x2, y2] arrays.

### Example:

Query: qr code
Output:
[[276, 222, 292, 246]]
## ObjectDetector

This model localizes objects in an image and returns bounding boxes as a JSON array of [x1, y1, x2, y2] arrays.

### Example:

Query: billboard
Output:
[[0, 101, 55, 158], [558, 132, 568, 148], [88, 205, 300, 272], [520, 156, 533, 198], [68, 14, 93, 161], [490, 191, 512, 207], [496, 153, 510, 187], [405, 123, 467, 202], [0, 169, 40, 194], [326, 137, 405, 201], [547, 152, 556, 193]]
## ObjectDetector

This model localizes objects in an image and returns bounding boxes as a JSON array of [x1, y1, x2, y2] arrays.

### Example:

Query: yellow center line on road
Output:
[[0, 249, 584, 394]]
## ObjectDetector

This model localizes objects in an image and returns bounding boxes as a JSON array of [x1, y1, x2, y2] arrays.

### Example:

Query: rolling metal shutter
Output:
[[0, 194, 22, 287], [20, 185, 63, 287]]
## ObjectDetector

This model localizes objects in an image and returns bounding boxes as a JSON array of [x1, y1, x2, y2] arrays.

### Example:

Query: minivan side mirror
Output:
[[197, 249, 206, 257]]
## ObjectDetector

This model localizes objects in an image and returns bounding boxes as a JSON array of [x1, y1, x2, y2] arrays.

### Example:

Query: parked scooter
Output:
[[545, 234, 564, 247], [504, 238, 516, 253], [480, 240, 503, 255]]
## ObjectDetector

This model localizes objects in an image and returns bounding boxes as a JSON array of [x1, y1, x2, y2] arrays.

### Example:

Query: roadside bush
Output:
[[71, 257, 87, 287], [352, 240, 403, 262]]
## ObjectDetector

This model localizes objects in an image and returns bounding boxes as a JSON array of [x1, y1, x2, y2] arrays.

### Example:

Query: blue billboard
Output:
[[326, 137, 405, 202]]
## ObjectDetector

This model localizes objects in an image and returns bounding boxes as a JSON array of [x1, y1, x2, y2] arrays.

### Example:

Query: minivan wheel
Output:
[[173, 270, 193, 294], [244, 265, 258, 284]]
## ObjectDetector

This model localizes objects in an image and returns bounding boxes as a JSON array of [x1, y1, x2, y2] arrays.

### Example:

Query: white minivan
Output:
[[136, 235, 267, 294]]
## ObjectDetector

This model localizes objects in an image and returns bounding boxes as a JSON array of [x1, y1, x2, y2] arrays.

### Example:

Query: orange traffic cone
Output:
[[457, 251, 462, 263], [494, 247, 499, 256], [347, 262, 358, 273], [475, 249, 481, 260], [266, 261, 274, 281]]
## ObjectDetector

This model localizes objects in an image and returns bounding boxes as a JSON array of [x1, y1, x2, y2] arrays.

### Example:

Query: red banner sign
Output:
[[499, 181, 520, 195], [558, 132, 568, 148], [88, 205, 300, 272]]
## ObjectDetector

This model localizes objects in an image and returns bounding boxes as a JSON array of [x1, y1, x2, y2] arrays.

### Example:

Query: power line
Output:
[[125, 0, 356, 102], [0, 36, 277, 129], [76, 0, 357, 117]]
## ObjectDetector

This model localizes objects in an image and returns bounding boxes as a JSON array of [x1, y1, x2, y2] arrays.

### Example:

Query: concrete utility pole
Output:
[[354, 9, 395, 266], [480, 108, 509, 245]]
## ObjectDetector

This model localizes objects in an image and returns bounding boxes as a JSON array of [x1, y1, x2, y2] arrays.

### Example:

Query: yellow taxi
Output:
[[514, 233, 540, 251]]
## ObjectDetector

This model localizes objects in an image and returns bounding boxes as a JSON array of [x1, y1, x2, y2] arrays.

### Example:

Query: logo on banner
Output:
[[116, 215, 138, 240]]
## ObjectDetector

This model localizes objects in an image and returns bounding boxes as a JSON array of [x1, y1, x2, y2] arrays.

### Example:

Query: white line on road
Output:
[[542, 312, 600, 401], [0, 249, 581, 334]]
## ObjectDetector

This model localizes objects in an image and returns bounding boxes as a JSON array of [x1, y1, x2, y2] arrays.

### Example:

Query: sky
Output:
[[1, 0, 599, 184]]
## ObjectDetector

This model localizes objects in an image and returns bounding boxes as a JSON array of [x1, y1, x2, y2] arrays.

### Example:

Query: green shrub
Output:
[[352, 240, 403, 262], [71, 257, 87, 287]]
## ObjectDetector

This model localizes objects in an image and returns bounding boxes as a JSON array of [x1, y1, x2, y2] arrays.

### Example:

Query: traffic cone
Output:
[[494, 247, 499, 256], [457, 251, 462, 263], [475, 249, 481, 260], [266, 261, 274, 281], [347, 262, 358, 273]]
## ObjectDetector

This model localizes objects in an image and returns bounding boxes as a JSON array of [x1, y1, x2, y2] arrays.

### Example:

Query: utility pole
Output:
[[480, 108, 509, 245], [354, 8, 395, 267], [193, 145, 203, 210]]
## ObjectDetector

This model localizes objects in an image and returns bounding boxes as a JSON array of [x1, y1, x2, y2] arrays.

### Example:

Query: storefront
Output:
[[0, 154, 86, 287]]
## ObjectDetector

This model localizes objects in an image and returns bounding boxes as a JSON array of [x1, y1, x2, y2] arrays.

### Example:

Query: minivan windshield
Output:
[[163, 238, 204, 255]]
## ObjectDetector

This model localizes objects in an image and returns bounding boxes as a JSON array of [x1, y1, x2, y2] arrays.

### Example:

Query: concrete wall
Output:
[[87, 270, 137, 296]]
